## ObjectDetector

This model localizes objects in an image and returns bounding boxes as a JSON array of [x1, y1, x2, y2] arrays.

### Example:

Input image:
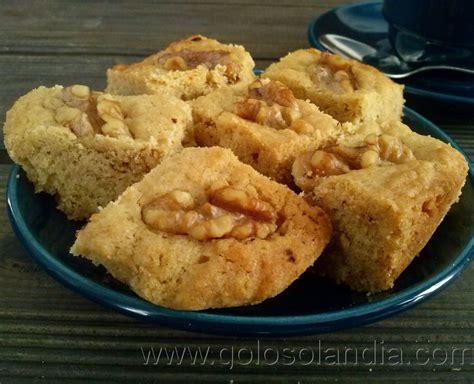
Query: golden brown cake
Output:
[[192, 78, 340, 184], [106, 35, 256, 100], [292, 121, 468, 292], [4, 84, 192, 220], [262, 49, 404, 124], [70, 147, 332, 310]]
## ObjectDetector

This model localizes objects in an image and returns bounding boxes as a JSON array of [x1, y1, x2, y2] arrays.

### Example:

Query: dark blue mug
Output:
[[383, 0, 474, 64]]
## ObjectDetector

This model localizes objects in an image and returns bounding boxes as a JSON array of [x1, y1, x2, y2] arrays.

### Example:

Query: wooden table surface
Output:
[[0, 1, 473, 382]]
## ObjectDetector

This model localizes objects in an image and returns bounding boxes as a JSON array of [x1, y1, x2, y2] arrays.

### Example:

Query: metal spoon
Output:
[[318, 34, 474, 79]]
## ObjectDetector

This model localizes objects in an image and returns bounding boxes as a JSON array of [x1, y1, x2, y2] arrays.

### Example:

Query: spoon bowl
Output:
[[318, 34, 474, 79]]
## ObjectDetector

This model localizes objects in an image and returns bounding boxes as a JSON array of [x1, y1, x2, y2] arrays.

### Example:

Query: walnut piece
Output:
[[311, 52, 356, 93], [47, 85, 96, 137], [58, 85, 91, 110], [235, 80, 314, 134], [209, 186, 277, 222], [44, 85, 132, 139], [156, 49, 240, 81], [248, 79, 296, 107], [96, 95, 131, 138], [310, 150, 351, 176], [142, 186, 278, 241], [294, 133, 415, 183]]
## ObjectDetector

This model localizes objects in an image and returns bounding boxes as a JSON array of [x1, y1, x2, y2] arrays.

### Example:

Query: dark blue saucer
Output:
[[6, 108, 474, 336], [308, 1, 474, 107]]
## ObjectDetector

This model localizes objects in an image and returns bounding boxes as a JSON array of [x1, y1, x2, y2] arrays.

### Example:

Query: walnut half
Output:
[[142, 185, 278, 241], [293, 133, 415, 188], [235, 79, 314, 133], [311, 52, 356, 94], [156, 49, 241, 82], [43, 86, 132, 139]]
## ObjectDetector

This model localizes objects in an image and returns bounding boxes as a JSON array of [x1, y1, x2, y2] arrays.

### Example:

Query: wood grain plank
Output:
[[0, 1, 340, 56], [1, 363, 469, 384], [0, 0, 365, 57], [1, 1, 473, 382], [0, 357, 473, 382]]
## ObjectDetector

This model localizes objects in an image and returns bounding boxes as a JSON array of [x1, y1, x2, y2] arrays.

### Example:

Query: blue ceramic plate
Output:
[[6, 108, 474, 336], [308, 1, 474, 107]]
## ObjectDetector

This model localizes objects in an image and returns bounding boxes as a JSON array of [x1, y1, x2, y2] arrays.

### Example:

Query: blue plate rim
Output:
[[6, 107, 474, 335], [307, 0, 474, 107]]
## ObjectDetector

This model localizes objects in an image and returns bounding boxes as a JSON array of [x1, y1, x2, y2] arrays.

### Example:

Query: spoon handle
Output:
[[387, 65, 474, 79]]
